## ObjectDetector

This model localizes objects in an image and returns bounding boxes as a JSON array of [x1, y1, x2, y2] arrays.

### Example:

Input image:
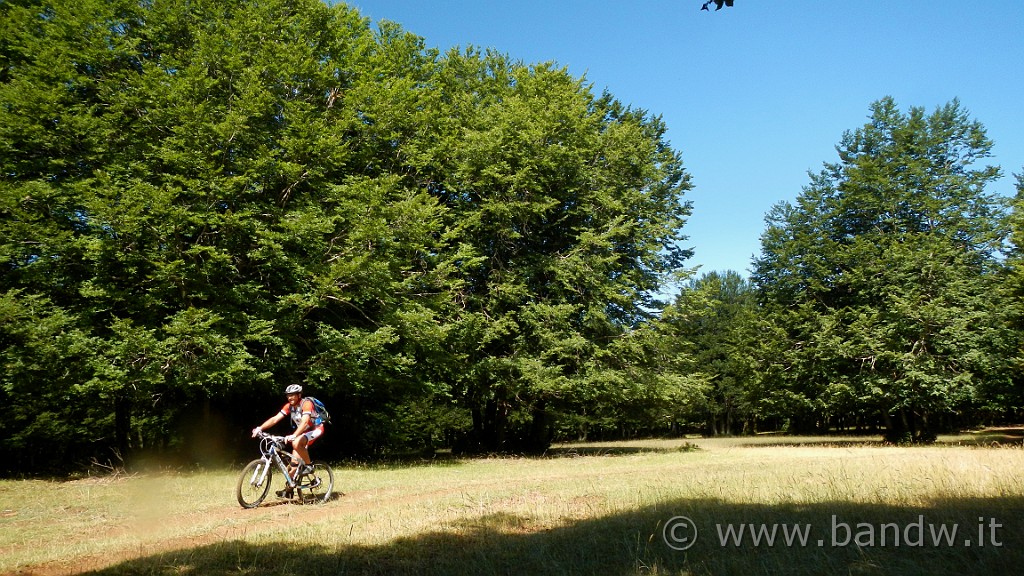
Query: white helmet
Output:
[[284, 384, 303, 394]]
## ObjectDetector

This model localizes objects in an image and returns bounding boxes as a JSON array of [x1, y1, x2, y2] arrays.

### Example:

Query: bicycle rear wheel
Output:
[[236, 459, 273, 508], [298, 462, 334, 504]]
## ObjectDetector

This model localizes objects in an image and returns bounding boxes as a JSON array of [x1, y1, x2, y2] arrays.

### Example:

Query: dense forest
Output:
[[2, 0, 1022, 474]]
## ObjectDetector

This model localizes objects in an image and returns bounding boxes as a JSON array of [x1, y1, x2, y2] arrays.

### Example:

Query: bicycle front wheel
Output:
[[236, 459, 273, 508], [299, 462, 334, 505]]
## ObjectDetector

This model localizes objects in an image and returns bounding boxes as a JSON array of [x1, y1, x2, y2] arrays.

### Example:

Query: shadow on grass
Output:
[[84, 495, 1023, 576]]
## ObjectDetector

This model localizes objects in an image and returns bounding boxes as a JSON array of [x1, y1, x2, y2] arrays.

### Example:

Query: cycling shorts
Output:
[[301, 424, 324, 446]]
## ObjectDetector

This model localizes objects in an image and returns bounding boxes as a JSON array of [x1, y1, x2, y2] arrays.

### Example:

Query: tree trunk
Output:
[[114, 395, 132, 464], [525, 400, 552, 453]]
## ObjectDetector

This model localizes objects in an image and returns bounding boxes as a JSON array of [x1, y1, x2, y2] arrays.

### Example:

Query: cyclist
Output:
[[251, 384, 325, 493]]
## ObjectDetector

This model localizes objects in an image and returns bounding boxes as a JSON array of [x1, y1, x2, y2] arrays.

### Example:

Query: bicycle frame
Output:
[[252, 433, 300, 489]]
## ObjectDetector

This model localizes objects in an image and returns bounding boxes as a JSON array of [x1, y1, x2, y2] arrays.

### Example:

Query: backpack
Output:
[[289, 397, 331, 428], [309, 397, 331, 426]]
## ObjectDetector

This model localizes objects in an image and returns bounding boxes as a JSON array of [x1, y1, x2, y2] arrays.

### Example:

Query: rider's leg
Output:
[[290, 427, 322, 478], [291, 434, 311, 467]]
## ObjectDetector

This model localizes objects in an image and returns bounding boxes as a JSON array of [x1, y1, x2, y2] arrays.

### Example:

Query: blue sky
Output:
[[345, 0, 1024, 278]]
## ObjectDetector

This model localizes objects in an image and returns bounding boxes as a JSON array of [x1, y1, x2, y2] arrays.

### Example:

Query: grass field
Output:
[[1, 431, 1023, 575]]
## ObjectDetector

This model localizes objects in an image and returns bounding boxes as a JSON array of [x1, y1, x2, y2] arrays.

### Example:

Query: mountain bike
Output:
[[236, 431, 334, 508]]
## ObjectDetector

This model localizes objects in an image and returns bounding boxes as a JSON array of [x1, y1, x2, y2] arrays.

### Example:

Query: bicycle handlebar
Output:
[[254, 430, 288, 442]]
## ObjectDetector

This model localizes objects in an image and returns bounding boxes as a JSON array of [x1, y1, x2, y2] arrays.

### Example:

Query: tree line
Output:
[[676, 99, 1023, 442], [1, 0, 1021, 474]]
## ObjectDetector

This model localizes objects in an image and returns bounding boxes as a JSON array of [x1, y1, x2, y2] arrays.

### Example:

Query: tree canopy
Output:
[[701, 1, 735, 11], [0, 0, 693, 471], [752, 97, 1014, 441]]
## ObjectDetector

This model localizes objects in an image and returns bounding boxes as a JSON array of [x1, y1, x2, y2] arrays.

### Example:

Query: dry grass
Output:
[[1, 432, 1022, 575]]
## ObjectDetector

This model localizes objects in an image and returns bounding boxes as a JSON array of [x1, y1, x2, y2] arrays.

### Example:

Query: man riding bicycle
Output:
[[251, 384, 325, 495]]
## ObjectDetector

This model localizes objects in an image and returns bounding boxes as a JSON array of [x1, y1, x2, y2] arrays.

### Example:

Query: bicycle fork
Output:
[[248, 455, 296, 491]]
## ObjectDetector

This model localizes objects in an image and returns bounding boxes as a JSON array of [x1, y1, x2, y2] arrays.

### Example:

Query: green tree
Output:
[[752, 97, 1010, 442], [0, 292, 97, 471], [1001, 172, 1024, 418], [1, 0, 696, 468], [666, 271, 760, 435], [425, 51, 694, 452], [0, 0, 453, 466]]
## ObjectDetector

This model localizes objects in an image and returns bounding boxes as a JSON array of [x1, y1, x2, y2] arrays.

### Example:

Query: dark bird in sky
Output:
[[701, 0, 734, 10]]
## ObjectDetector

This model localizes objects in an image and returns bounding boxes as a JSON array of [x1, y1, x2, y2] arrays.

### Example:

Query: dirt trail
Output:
[[3, 471, 573, 576], [3, 487, 393, 576]]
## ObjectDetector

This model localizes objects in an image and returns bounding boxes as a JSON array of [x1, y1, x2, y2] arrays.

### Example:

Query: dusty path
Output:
[[4, 494, 344, 576], [2, 463, 618, 576], [4, 481, 461, 576], [6, 482, 422, 575]]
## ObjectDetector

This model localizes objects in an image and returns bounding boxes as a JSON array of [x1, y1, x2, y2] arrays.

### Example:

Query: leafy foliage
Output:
[[701, 0, 734, 11], [752, 98, 1013, 441], [663, 271, 760, 435], [0, 0, 695, 470]]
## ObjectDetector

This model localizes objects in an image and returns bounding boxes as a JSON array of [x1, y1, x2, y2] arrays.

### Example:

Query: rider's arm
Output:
[[255, 411, 285, 433]]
